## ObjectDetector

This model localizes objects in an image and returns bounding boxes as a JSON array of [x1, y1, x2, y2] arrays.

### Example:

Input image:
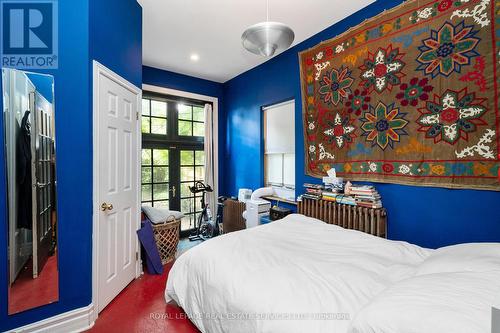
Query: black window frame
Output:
[[141, 91, 212, 236], [141, 91, 208, 145]]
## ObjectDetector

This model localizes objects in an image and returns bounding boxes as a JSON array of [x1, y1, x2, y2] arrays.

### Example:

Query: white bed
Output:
[[165, 214, 500, 333]]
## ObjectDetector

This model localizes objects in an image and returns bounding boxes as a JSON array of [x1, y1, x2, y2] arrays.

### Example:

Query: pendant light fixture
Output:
[[241, 0, 295, 57]]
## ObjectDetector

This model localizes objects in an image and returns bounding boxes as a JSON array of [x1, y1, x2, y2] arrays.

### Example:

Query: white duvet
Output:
[[350, 243, 500, 333], [349, 270, 500, 333], [165, 214, 431, 333]]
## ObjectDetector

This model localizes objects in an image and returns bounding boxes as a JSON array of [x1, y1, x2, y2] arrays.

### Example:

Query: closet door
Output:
[[96, 66, 140, 313]]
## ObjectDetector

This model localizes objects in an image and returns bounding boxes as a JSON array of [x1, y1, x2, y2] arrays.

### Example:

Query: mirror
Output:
[[2, 68, 58, 314]]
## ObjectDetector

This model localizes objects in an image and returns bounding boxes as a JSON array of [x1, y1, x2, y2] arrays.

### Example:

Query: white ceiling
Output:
[[139, 0, 374, 83]]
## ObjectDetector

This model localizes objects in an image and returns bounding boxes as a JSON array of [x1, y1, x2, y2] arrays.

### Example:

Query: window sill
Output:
[[262, 195, 297, 206]]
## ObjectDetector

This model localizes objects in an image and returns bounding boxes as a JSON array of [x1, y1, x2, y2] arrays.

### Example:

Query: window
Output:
[[178, 104, 205, 137], [142, 99, 168, 135], [141, 148, 170, 208], [263, 100, 295, 201], [141, 92, 210, 235], [141, 96, 205, 140]]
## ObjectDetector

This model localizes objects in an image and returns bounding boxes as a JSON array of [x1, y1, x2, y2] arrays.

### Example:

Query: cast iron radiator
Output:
[[298, 198, 387, 238], [222, 199, 246, 233]]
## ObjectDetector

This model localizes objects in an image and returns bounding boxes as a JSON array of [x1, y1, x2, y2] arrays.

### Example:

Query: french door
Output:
[[141, 92, 208, 236], [141, 147, 205, 234]]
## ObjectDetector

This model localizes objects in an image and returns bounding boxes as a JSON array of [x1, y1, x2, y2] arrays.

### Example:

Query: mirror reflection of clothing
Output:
[[17, 110, 32, 230]]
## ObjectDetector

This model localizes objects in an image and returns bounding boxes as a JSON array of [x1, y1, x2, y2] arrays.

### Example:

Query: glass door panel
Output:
[[140, 147, 205, 234], [141, 148, 170, 208], [179, 150, 205, 232]]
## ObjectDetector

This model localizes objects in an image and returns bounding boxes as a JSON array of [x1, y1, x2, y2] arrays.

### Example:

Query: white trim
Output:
[[262, 99, 294, 111], [9, 304, 95, 333], [141, 84, 219, 206], [92, 61, 142, 320]]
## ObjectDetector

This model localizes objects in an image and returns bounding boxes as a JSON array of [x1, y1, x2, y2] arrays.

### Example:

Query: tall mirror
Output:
[[2, 68, 58, 314]]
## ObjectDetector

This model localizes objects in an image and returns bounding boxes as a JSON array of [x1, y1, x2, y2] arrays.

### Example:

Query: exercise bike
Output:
[[188, 181, 227, 241]]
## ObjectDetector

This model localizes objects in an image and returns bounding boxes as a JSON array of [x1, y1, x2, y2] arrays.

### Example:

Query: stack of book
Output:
[[336, 195, 357, 206], [322, 191, 340, 202], [350, 185, 382, 208], [301, 182, 383, 209], [303, 183, 323, 200]]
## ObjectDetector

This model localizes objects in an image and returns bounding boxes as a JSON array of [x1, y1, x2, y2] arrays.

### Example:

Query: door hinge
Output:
[[136, 111, 139, 120], [136, 252, 139, 261]]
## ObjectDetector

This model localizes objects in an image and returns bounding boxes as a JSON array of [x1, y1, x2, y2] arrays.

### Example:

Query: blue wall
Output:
[[222, 0, 500, 249], [26, 73, 54, 103], [142, 66, 225, 190], [0, 0, 142, 331], [90, 0, 142, 87]]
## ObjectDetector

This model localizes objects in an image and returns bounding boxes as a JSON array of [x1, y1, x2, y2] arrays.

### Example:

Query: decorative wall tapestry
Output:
[[299, 0, 500, 190]]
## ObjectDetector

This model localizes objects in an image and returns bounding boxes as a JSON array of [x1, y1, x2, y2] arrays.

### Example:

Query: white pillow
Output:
[[142, 205, 184, 224], [416, 243, 500, 275], [349, 271, 500, 333]]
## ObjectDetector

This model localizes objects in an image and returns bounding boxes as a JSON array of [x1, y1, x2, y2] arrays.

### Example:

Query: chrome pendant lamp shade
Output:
[[242, 22, 294, 57], [241, 0, 294, 57]]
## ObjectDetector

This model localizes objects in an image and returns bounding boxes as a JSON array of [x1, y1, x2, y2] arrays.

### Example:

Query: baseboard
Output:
[[10, 304, 95, 333]]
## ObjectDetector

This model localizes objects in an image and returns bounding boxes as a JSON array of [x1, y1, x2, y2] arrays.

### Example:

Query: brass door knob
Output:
[[101, 202, 114, 211]]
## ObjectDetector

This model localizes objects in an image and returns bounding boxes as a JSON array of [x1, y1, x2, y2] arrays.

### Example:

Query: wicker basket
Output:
[[151, 216, 181, 264]]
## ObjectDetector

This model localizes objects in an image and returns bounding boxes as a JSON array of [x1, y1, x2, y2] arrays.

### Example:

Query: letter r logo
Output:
[[2, 2, 53, 55]]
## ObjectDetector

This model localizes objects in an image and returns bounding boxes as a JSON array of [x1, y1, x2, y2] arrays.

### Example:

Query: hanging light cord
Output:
[[266, 0, 269, 22]]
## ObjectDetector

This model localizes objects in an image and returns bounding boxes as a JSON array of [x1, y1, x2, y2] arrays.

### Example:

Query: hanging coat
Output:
[[17, 111, 32, 230]]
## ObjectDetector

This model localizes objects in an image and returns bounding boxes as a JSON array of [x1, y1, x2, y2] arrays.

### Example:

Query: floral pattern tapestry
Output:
[[299, 0, 500, 190]]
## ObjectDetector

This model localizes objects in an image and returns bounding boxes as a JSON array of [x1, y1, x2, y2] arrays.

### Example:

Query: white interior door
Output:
[[96, 64, 140, 313]]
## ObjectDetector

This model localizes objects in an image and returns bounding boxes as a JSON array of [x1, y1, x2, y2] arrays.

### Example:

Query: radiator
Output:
[[222, 199, 246, 233], [298, 198, 387, 238]]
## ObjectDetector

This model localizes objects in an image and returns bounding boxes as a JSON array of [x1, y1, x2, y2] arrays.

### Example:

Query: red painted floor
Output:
[[9, 254, 59, 314], [88, 262, 200, 333]]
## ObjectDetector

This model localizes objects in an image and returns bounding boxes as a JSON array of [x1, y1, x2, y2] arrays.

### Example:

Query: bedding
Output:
[[415, 242, 500, 275], [141, 205, 184, 224], [349, 271, 500, 333], [165, 214, 431, 333]]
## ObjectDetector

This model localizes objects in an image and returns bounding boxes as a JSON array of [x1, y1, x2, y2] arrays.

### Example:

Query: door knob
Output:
[[169, 185, 176, 198], [101, 202, 114, 211]]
